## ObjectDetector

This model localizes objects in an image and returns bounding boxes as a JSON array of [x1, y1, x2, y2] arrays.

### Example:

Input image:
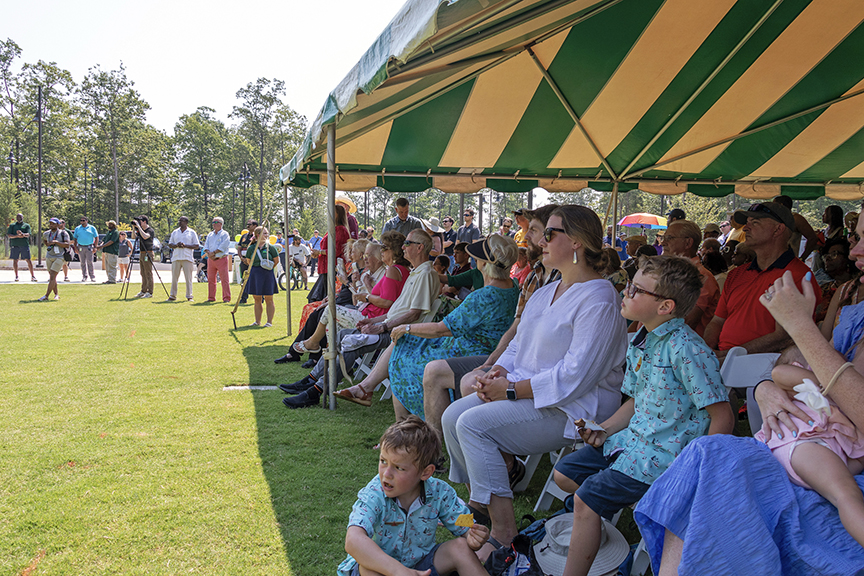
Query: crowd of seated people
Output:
[[277, 196, 864, 575]]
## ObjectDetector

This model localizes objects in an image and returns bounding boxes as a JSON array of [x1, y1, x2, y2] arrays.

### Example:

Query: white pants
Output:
[[170, 259, 194, 299]]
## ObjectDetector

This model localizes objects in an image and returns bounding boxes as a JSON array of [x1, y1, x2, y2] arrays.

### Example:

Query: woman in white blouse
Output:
[[441, 204, 628, 557]]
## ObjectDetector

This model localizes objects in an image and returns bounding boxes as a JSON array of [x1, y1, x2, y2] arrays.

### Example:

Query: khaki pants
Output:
[[104, 253, 118, 283], [140, 253, 154, 294], [170, 259, 194, 299]]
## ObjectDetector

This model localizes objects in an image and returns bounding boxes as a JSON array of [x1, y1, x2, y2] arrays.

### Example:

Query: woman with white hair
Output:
[[336, 234, 521, 419]]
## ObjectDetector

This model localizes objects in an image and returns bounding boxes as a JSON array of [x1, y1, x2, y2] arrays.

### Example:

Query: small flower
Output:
[[793, 379, 831, 417]]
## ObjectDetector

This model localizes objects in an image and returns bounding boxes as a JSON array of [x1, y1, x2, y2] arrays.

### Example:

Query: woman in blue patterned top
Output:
[[336, 234, 520, 419]]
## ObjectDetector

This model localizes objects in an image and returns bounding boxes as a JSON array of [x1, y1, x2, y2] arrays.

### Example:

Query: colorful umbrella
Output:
[[618, 213, 668, 230]]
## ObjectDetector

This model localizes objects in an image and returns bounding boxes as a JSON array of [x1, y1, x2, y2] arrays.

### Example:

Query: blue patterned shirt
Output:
[[603, 318, 726, 485], [338, 476, 469, 575]]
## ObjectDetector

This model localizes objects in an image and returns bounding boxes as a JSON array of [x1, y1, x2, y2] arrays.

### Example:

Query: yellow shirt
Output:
[[514, 227, 527, 248]]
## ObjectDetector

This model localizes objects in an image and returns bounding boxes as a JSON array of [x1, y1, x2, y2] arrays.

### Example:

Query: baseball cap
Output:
[[49, 217, 60, 224], [733, 202, 796, 232], [703, 223, 721, 234], [666, 208, 686, 221]]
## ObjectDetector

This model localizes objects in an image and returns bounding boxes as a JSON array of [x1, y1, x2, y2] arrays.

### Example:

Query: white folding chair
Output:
[[532, 445, 576, 511], [719, 346, 779, 435]]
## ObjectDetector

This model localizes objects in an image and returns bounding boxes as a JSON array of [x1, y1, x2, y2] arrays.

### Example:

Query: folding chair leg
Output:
[[630, 538, 650, 576], [513, 454, 542, 493], [379, 379, 392, 400]]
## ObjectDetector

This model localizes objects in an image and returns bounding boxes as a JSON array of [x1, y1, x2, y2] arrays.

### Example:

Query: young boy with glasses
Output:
[[550, 255, 734, 576]]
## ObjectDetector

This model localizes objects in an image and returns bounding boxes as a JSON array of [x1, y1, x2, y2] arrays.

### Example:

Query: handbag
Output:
[[258, 246, 275, 271], [484, 534, 544, 576]]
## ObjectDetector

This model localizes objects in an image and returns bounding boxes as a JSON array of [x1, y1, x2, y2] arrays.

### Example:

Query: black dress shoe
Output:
[[301, 359, 317, 369], [279, 375, 315, 394], [283, 385, 321, 409], [274, 352, 300, 364]]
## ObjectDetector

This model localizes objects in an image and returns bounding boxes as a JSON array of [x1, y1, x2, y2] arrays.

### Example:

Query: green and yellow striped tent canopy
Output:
[[280, 0, 864, 201]]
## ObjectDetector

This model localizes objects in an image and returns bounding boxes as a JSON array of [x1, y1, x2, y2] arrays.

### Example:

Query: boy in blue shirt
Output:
[[552, 255, 734, 576], [340, 416, 489, 576]]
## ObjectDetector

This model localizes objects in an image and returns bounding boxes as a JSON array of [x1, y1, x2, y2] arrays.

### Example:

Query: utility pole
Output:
[[37, 85, 43, 267]]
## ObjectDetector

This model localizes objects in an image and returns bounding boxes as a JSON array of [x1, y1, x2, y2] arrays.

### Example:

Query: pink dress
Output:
[[755, 399, 864, 488]]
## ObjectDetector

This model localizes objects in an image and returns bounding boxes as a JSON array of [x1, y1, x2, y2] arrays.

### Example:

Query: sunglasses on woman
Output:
[[543, 227, 566, 242]]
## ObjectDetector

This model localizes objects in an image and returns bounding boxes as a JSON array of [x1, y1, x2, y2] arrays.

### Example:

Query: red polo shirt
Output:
[[715, 249, 820, 351]]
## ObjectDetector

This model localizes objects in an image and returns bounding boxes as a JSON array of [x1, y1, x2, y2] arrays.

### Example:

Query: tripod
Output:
[[118, 235, 169, 299]]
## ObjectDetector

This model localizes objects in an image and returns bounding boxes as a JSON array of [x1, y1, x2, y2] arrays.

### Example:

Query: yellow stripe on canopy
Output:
[[748, 80, 864, 179], [439, 52, 545, 169], [842, 160, 864, 179], [657, 0, 864, 174], [336, 121, 393, 166], [582, 0, 735, 158], [439, 29, 568, 170]]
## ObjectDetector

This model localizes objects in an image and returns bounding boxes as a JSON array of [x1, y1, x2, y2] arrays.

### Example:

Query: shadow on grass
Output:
[[241, 338, 398, 573]]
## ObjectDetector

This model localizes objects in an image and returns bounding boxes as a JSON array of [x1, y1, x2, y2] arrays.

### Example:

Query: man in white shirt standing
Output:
[[167, 216, 199, 302], [203, 217, 231, 303]]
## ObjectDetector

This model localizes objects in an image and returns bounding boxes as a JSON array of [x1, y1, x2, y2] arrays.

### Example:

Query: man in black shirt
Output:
[[132, 215, 156, 298]]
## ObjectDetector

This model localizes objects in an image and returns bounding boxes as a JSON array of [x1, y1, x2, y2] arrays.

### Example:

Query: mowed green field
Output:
[[0, 283, 570, 575]]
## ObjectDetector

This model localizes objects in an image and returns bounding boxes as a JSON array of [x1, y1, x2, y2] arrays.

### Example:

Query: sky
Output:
[[5, 0, 551, 204], [4, 0, 408, 133]]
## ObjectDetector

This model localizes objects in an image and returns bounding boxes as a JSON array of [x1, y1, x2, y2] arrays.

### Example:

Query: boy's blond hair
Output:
[[637, 255, 703, 318], [379, 416, 441, 469], [777, 345, 807, 367]]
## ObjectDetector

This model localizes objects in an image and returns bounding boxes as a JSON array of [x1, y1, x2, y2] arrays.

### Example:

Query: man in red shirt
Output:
[[704, 202, 820, 362]]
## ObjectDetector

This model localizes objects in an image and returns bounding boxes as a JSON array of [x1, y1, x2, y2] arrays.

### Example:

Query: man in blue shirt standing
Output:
[[73, 216, 99, 282], [308, 230, 322, 275]]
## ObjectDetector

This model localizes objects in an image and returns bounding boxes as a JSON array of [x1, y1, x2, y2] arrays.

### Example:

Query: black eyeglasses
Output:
[[543, 227, 566, 242], [625, 281, 673, 302], [403, 240, 421, 247]]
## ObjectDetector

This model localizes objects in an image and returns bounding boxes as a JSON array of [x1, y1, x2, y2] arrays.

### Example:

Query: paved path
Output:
[[0, 259, 319, 285]]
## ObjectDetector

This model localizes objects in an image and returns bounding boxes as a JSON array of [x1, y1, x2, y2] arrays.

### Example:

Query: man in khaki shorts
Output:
[[40, 218, 71, 301]]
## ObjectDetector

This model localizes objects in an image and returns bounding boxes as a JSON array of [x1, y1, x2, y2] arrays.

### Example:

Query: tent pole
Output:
[[283, 183, 292, 337], [527, 47, 617, 181], [459, 193, 464, 222], [326, 123, 337, 411], [612, 181, 619, 249]]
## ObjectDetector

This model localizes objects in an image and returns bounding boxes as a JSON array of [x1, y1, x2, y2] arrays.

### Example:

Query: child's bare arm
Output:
[[704, 401, 735, 435], [346, 526, 427, 576], [771, 364, 820, 391]]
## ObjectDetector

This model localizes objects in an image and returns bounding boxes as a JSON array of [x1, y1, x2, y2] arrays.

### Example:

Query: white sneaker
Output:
[[264, 323, 272, 328], [250, 322, 260, 326], [38, 295, 48, 301], [135, 292, 145, 298], [142, 293, 152, 298], [54, 295, 60, 300]]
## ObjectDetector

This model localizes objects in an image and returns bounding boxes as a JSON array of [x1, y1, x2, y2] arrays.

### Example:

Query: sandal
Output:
[[467, 504, 491, 528], [334, 385, 373, 407], [292, 340, 322, 355], [508, 458, 526, 490]]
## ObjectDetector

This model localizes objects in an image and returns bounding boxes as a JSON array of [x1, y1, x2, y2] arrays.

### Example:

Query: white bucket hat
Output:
[[533, 514, 630, 576], [420, 217, 443, 234]]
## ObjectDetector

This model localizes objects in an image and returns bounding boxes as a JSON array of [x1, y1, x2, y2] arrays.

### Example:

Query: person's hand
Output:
[[754, 380, 810, 441], [466, 523, 490, 551], [360, 322, 385, 335], [474, 370, 509, 402], [178, 242, 185, 248], [759, 270, 817, 335], [577, 425, 607, 448], [357, 317, 371, 328], [391, 325, 407, 343]]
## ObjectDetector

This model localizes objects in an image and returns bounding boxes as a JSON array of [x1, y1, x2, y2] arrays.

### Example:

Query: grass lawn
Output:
[[0, 282, 638, 575]]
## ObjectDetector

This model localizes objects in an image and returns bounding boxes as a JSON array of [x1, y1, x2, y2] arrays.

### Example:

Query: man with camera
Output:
[[132, 215, 156, 298]]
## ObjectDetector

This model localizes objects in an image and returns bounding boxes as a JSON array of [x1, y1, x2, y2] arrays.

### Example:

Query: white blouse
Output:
[[497, 278, 628, 439]]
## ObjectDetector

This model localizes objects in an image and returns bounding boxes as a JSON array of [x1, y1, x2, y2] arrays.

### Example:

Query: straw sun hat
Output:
[[533, 514, 630, 576]]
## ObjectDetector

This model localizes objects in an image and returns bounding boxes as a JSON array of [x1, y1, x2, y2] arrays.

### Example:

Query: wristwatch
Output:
[[506, 381, 517, 401], [405, 325, 411, 334]]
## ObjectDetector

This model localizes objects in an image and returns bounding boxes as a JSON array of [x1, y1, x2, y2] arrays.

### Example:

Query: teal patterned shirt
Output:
[[338, 476, 469, 575], [603, 318, 726, 485]]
